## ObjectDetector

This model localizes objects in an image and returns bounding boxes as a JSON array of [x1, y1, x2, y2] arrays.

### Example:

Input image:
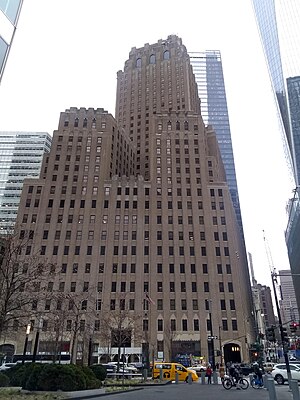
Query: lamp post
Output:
[[32, 318, 42, 363], [206, 299, 215, 370], [22, 323, 31, 365]]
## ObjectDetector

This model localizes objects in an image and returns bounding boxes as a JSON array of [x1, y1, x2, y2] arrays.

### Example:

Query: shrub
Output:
[[0, 373, 9, 387], [3, 363, 101, 392], [37, 364, 61, 391], [89, 364, 107, 381], [57, 364, 87, 391], [25, 363, 43, 391], [81, 366, 100, 389]]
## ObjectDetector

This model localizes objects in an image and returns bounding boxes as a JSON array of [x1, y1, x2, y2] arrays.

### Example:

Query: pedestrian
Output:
[[206, 365, 212, 384], [219, 363, 225, 382]]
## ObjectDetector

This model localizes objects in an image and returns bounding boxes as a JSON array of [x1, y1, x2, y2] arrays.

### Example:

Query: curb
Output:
[[66, 387, 144, 399]]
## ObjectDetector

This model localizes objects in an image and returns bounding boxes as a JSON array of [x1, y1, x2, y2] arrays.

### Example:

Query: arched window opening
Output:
[[163, 50, 170, 60], [184, 121, 189, 130], [83, 118, 87, 128], [74, 117, 79, 128], [176, 121, 180, 130], [136, 58, 142, 68], [149, 54, 156, 64]]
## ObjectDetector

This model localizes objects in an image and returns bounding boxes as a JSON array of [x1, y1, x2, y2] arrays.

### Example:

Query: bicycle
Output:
[[250, 374, 264, 389], [222, 374, 249, 390]]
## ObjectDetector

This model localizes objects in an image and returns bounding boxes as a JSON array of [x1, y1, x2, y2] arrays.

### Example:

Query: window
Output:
[[228, 282, 234, 292], [170, 299, 176, 310], [157, 319, 163, 331], [194, 319, 200, 331], [181, 282, 186, 292], [149, 54, 155, 64], [222, 319, 228, 331], [72, 263, 78, 273], [217, 264, 222, 274], [181, 299, 187, 310], [163, 50, 170, 60], [220, 299, 226, 310], [70, 282, 76, 292], [204, 282, 209, 292], [219, 282, 224, 292], [81, 281, 89, 292], [75, 246, 80, 255], [182, 319, 188, 331], [230, 299, 236, 310], [192, 299, 198, 310]]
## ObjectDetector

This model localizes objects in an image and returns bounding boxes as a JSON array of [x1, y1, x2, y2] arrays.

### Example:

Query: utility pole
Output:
[[271, 271, 292, 386], [263, 231, 292, 386]]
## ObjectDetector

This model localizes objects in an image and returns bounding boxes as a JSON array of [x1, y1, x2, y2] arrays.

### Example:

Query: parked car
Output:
[[187, 365, 206, 376], [107, 362, 139, 374], [271, 363, 300, 384], [263, 362, 275, 373], [239, 363, 253, 376], [0, 363, 17, 371]]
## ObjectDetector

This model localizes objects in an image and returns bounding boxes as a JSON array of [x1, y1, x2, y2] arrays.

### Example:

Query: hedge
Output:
[[4, 363, 101, 391]]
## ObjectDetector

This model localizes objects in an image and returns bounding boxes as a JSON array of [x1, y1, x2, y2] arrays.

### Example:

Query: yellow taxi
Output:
[[152, 362, 198, 382]]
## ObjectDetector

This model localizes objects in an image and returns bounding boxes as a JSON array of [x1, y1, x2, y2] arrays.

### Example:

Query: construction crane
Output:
[[262, 230, 292, 386]]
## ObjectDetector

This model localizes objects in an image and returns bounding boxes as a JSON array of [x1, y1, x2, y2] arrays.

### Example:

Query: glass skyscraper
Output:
[[0, 0, 23, 83], [252, 0, 300, 314], [0, 132, 52, 234], [189, 51, 244, 238]]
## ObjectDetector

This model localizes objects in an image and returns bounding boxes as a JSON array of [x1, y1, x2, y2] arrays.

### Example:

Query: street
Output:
[[87, 381, 295, 400]]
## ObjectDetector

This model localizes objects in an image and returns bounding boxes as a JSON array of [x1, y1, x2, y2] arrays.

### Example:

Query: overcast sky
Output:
[[0, 0, 295, 288]]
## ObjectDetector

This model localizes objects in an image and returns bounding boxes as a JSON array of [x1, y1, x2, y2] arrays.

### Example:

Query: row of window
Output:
[[31, 262, 231, 276], [37, 229, 228, 243], [63, 118, 106, 129], [149, 318, 238, 332], [30, 295, 236, 319], [26, 316, 238, 334], [135, 51, 169, 68], [27, 185, 221, 199], [22, 212, 227, 227], [38, 244, 231, 257]]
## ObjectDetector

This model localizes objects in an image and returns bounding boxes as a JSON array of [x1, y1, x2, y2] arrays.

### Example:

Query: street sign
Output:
[[208, 335, 218, 340]]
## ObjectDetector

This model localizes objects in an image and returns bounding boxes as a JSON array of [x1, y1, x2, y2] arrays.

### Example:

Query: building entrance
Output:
[[223, 343, 241, 364]]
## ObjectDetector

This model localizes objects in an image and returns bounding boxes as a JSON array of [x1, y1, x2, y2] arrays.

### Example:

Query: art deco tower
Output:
[[10, 36, 254, 366]]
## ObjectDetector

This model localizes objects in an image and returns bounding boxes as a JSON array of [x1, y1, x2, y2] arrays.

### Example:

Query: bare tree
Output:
[[0, 231, 56, 339], [100, 294, 142, 371]]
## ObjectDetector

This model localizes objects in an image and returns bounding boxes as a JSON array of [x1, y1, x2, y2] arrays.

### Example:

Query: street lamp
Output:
[[22, 323, 31, 365], [32, 318, 43, 363], [205, 299, 215, 370]]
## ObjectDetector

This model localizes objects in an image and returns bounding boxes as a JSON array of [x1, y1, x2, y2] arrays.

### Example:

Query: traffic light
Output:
[[281, 327, 289, 343], [266, 326, 276, 342], [290, 322, 298, 333]]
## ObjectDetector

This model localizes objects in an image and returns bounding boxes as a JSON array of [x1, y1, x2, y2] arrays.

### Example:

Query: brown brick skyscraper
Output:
[[8, 35, 254, 366]]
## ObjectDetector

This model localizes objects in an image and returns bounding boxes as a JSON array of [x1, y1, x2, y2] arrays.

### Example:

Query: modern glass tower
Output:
[[0, 0, 23, 83], [252, 0, 300, 314], [189, 51, 244, 238], [0, 131, 52, 234]]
